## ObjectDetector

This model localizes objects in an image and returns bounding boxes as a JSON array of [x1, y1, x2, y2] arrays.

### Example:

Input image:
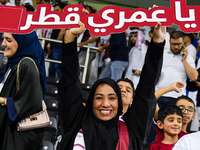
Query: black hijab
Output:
[[82, 78, 123, 150]]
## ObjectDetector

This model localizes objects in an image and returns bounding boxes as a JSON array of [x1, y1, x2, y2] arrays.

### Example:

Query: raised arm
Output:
[[154, 82, 184, 121], [123, 21, 166, 144], [64, 21, 85, 44], [155, 81, 184, 99], [182, 46, 198, 81], [57, 20, 86, 138]]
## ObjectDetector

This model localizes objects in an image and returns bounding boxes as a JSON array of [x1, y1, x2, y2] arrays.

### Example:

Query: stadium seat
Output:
[[42, 141, 54, 150]]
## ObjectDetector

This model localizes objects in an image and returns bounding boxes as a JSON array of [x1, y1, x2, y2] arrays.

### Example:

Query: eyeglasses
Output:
[[179, 107, 195, 114], [170, 43, 183, 48]]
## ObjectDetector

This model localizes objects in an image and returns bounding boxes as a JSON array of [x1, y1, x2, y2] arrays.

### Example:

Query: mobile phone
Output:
[[132, 69, 136, 74], [181, 46, 184, 56]]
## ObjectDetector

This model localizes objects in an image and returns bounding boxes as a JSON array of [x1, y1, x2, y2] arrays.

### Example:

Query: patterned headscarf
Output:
[[129, 29, 146, 49]]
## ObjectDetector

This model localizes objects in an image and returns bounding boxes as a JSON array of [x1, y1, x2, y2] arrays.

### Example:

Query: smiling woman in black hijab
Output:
[[58, 13, 166, 149], [82, 78, 123, 150]]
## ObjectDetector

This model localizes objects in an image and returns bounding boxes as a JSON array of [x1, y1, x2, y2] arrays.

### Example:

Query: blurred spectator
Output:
[[23, 3, 34, 11], [15, 0, 20, 6], [186, 39, 200, 132], [40, 0, 50, 4], [124, 29, 147, 89], [194, 33, 200, 60], [48, 1, 66, 78], [85, 5, 96, 13], [139, 26, 151, 42], [36, 0, 41, 4], [78, 1, 87, 7], [149, 29, 153, 39], [61, 0, 69, 5], [1, 0, 14, 5], [77, 30, 99, 85], [42, 29, 52, 56], [193, 33, 199, 48], [98, 35, 111, 75], [184, 33, 196, 62], [51, 0, 59, 5], [156, 30, 198, 108], [20, 0, 33, 6], [99, 32, 128, 81]]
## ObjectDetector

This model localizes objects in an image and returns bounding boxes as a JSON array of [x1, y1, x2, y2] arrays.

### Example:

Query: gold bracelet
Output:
[[1, 97, 7, 106], [85, 41, 88, 45]]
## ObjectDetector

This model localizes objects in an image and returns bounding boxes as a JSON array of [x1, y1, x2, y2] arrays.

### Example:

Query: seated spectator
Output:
[[149, 105, 183, 150]]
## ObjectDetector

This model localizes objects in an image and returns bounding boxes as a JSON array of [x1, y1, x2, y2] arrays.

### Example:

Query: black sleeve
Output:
[[58, 39, 85, 137], [186, 68, 200, 91], [123, 40, 165, 142], [14, 59, 43, 117], [186, 79, 199, 91]]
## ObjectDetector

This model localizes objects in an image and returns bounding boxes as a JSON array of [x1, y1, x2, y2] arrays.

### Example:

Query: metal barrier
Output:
[[0, 37, 98, 84], [38, 37, 98, 84]]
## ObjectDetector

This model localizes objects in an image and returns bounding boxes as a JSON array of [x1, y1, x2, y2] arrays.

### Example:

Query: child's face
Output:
[[131, 35, 137, 44], [158, 113, 182, 136], [176, 99, 195, 125]]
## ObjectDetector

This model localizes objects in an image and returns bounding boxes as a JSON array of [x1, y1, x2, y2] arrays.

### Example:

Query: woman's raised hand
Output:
[[64, 9, 89, 43]]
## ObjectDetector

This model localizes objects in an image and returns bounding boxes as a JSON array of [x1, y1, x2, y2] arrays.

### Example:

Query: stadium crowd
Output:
[[1, 0, 200, 150]]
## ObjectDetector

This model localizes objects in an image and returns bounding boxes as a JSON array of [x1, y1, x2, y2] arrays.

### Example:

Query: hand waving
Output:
[[64, 9, 89, 43], [148, 5, 166, 43]]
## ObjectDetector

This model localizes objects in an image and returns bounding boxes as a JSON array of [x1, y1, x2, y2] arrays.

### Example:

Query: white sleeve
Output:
[[186, 55, 196, 69], [137, 44, 147, 71], [172, 135, 190, 150], [172, 141, 187, 150], [172, 145, 187, 150]]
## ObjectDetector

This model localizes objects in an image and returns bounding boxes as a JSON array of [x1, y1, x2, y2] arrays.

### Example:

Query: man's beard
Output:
[[170, 46, 182, 55]]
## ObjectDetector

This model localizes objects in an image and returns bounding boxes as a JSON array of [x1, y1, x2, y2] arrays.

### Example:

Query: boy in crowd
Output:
[[173, 96, 196, 133], [154, 85, 196, 142], [155, 95, 195, 142], [149, 105, 183, 150]]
